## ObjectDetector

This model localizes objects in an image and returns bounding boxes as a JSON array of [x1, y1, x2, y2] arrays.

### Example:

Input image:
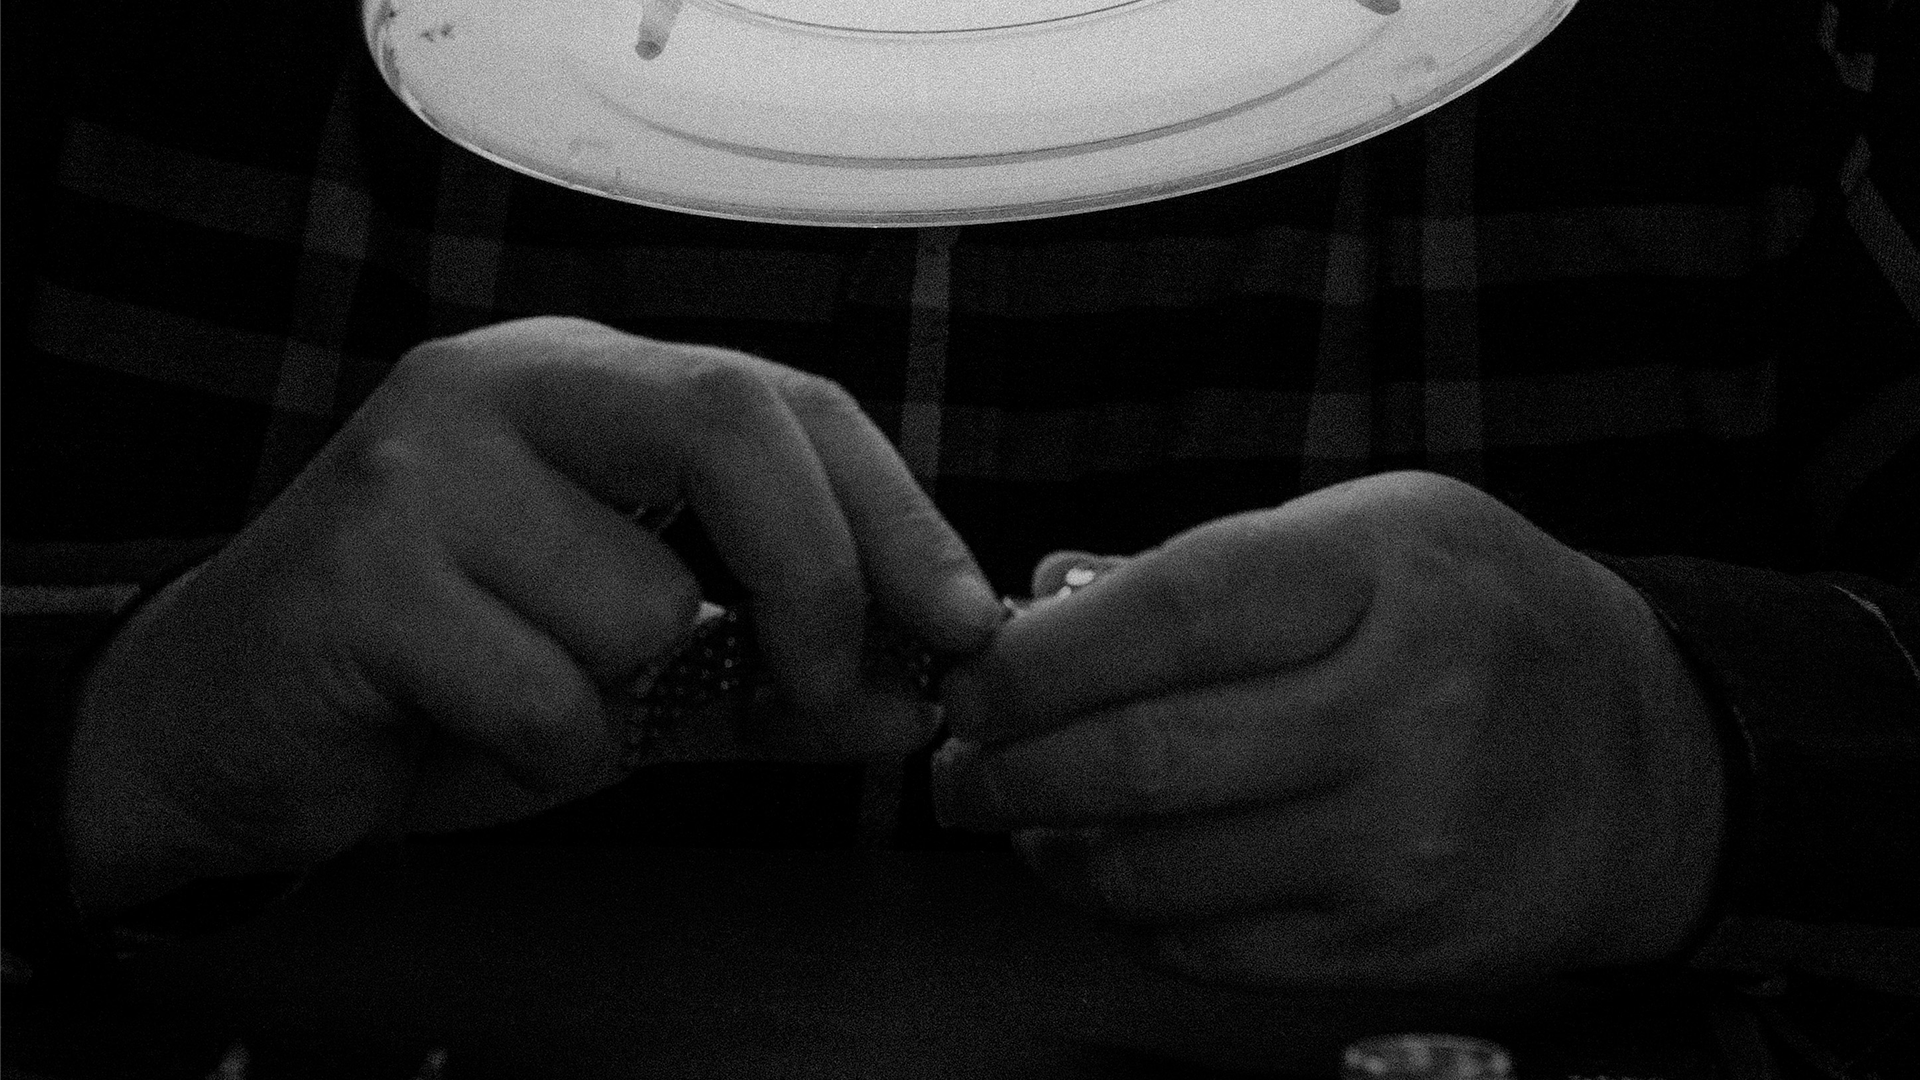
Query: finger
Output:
[[775, 374, 1006, 645], [373, 560, 622, 797], [470, 328, 885, 742], [943, 497, 1377, 744], [396, 431, 704, 687], [1010, 794, 1361, 925], [399, 725, 599, 834], [931, 669, 1356, 829], [670, 371, 907, 749], [774, 373, 1003, 655]]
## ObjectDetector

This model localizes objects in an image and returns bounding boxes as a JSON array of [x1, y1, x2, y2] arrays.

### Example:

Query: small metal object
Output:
[[628, 498, 686, 533], [1037, 559, 1113, 606], [624, 562, 1116, 767], [622, 604, 943, 768], [1341, 1034, 1513, 1080], [624, 604, 754, 769]]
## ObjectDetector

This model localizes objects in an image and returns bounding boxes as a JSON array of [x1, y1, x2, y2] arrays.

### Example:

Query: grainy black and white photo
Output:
[[3, 0, 1915, 1077]]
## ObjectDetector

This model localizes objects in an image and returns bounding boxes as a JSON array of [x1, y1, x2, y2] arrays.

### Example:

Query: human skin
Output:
[[933, 472, 1727, 989], [63, 316, 1004, 917]]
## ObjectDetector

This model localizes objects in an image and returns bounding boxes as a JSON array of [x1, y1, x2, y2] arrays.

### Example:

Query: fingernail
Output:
[[1032, 552, 1126, 600], [1032, 550, 1092, 597]]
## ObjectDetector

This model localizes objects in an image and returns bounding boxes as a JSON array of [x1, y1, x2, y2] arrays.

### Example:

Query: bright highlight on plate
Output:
[[367, 0, 1578, 226]]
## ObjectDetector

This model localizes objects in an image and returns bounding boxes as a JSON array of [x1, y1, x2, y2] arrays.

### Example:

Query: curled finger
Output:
[[932, 669, 1358, 830], [1010, 792, 1357, 925], [943, 503, 1375, 744], [776, 371, 1003, 656], [374, 564, 622, 799]]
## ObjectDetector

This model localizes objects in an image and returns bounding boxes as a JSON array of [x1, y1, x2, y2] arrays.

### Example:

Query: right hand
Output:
[[933, 474, 1724, 989], [63, 317, 1003, 915]]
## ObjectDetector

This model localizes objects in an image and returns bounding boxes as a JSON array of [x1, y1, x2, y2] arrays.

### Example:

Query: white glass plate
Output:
[[365, 0, 1578, 226]]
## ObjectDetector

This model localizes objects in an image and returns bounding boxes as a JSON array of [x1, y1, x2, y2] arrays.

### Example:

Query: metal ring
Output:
[[629, 498, 687, 533]]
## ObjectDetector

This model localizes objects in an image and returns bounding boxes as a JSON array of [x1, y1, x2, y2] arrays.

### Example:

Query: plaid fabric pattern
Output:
[[3, 3, 1918, 1064], [6, 0, 1914, 586]]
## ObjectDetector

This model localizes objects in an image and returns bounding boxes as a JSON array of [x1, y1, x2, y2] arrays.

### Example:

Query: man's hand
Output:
[[64, 317, 1002, 915], [933, 471, 1726, 989]]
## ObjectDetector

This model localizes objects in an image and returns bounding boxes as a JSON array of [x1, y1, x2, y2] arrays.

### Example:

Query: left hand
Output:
[[932, 471, 1726, 989], [61, 318, 1002, 916]]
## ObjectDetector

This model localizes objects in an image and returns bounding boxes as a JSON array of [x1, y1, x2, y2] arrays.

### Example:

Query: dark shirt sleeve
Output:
[[1593, 554, 1920, 1076], [1606, 6, 1920, 1066], [1, 592, 139, 983], [2, 586, 305, 987]]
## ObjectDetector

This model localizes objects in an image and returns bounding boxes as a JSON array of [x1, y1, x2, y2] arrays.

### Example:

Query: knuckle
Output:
[[333, 431, 432, 495], [1366, 469, 1495, 529], [513, 314, 616, 339], [665, 356, 795, 454], [678, 352, 783, 421], [314, 437, 437, 580], [388, 338, 456, 385], [392, 318, 626, 405], [466, 315, 620, 360], [1375, 468, 1458, 497], [779, 370, 862, 420], [384, 336, 497, 407]]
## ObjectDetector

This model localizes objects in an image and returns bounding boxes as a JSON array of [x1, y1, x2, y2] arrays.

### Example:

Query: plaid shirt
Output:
[[4, 0, 1917, 1073]]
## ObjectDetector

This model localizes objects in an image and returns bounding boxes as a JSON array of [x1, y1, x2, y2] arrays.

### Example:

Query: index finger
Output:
[[941, 495, 1377, 745], [674, 356, 1004, 744], [767, 369, 1004, 656], [467, 322, 990, 748], [667, 361, 879, 730]]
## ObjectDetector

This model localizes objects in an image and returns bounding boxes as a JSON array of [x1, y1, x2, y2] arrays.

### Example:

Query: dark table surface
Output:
[[7, 845, 1732, 1079]]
